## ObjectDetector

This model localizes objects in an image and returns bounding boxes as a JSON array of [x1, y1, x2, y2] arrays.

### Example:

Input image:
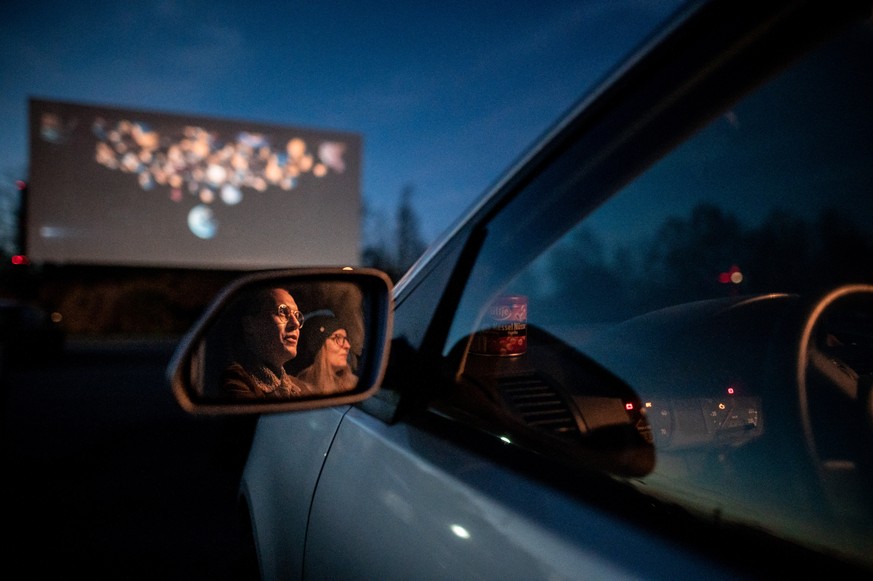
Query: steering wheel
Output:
[[797, 283, 873, 519]]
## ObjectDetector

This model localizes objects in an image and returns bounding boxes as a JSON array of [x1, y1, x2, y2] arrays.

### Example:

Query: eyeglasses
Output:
[[328, 333, 350, 347], [276, 304, 304, 327]]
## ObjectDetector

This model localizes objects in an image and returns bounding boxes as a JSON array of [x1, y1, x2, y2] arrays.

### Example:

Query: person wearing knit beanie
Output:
[[295, 312, 358, 394]]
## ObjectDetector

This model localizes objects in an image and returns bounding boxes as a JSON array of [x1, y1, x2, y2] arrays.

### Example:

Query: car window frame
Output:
[[371, 1, 873, 575]]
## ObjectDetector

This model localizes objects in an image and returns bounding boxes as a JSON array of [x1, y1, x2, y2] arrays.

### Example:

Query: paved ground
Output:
[[2, 338, 258, 579]]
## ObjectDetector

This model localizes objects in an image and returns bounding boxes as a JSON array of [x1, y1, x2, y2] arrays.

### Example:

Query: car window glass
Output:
[[437, 18, 873, 569]]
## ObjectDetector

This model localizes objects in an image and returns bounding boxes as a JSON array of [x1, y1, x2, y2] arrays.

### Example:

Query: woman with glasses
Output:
[[295, 312, 359, 395], [219, 287, 315, 399]]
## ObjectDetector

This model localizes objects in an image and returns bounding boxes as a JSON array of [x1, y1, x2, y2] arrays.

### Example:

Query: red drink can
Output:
[[470, 295, 528, 356]]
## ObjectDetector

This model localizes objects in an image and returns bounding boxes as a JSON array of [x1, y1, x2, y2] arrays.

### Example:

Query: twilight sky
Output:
[[0, 1, 685, 254]]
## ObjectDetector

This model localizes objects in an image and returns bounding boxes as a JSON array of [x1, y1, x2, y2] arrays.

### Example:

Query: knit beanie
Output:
[[297, 312, 344, 369]]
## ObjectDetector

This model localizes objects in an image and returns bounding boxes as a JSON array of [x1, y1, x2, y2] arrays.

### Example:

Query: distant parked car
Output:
[[171, 1, 873, 578]]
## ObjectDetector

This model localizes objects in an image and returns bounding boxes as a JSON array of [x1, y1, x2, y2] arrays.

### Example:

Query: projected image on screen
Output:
[[28, 99, 362, 269]]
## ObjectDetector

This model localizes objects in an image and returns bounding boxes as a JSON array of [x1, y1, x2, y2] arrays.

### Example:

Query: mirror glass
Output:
[[170, 270, 392, 413]]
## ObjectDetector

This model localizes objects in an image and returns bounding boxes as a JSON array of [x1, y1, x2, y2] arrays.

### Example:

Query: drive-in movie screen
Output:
[[27, 98, 362, 269]]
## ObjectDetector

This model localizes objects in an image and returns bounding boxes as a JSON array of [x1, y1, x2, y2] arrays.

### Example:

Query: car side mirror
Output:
[[168, 267, 393, 414]]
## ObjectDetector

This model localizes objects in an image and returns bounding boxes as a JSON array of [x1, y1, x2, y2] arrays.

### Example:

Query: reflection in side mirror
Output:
[[168, 267, 393, 415]]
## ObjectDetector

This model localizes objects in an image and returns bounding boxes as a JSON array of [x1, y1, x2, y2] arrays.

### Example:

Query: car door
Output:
[[304, 404, 732, 580], [302, 2, 873, 579]]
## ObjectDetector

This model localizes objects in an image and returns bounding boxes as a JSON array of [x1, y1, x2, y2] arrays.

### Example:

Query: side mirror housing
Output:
[[167, 267, 393, 415]]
